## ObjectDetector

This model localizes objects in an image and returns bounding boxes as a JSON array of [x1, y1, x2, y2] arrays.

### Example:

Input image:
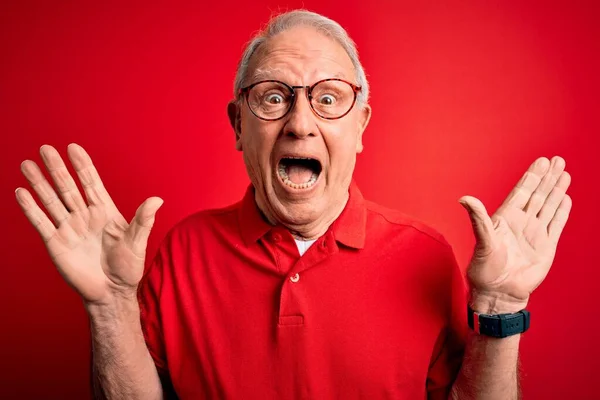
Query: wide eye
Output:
[[264, 93, 285, 104], [317, 94, 336, 105]]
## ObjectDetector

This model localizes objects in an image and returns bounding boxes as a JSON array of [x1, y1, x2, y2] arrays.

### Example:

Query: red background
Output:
[[1, 1, 598, 399]]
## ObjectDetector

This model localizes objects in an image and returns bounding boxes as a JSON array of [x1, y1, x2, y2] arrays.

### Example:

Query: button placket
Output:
[[277, 232, 337, 327]]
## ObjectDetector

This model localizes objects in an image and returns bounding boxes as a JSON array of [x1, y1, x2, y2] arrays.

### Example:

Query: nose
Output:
[[283, 88, 318, 139]]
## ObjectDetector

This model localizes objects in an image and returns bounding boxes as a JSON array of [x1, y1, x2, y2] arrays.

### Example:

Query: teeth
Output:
[[277, 157, 321, 190], [277, 166, 319, 190]]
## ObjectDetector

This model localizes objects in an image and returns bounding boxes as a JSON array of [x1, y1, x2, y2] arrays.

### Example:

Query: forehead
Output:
[[248, 25, 356, 84]]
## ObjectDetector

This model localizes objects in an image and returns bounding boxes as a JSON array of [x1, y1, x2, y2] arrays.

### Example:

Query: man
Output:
[[15, 9, 571, 400]]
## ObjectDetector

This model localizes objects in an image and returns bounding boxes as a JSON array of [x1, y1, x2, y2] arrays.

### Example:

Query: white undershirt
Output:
[[294, 238, 317, 256]]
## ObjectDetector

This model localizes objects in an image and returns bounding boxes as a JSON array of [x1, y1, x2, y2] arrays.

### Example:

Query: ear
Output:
[[355, 104, 372, 154], [227, 101, 243, 151]]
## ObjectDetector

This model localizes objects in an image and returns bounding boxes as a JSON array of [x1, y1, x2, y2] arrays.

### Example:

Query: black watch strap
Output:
[[467, 305, 530, 338]]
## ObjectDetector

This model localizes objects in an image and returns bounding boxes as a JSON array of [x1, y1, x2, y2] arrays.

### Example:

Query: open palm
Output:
[[460, 156, 572, 310], [15, 144, 163, 305]]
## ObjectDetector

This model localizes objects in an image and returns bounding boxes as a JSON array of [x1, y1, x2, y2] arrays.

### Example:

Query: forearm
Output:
[[88, 296, 163, 400], [450, 332, 520, 400], [450, 296, 522, 400]]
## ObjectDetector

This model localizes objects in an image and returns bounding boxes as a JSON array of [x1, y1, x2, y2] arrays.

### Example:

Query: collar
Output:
[[237, 181, 367, 249]]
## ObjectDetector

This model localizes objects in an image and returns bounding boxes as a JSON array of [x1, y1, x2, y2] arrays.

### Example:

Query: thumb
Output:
[[126, 196, 164, 256], [459, 195, 495, 254]]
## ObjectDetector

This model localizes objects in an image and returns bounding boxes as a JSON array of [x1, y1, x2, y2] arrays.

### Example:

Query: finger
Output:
[[499, 157, 550, 211], [67, 143, 117, 213], [20, 160, 71, 225], [40, 145, 88, 213], [15, 187, 57, 242], [459, 195, 495, 254], [125, 197, 164, 257], [524, 156, 566, 216], [548, 194, 572, 243], [537, 171, 571, 227]]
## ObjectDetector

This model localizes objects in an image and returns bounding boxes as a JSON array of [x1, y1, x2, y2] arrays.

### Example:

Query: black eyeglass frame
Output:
[[238, 78, 362, 121]]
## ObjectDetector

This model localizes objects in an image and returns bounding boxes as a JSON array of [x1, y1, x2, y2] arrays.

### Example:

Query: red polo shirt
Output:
[[138, 182, 467, 399]]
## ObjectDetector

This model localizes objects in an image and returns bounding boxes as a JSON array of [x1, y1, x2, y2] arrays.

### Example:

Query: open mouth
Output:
[[277, 157, 322, 190]]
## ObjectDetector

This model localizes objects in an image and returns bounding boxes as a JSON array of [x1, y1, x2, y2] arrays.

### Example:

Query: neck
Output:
[[256, 192, 349, 241]]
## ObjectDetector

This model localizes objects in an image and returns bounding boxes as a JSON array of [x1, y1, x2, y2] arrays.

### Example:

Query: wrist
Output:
[[85, 292, 140, 323], [469, 290, 528, 314]]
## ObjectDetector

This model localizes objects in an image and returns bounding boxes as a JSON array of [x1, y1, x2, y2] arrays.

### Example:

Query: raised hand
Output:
[[15, 144, 163, 306], [459, 156, 572, 313]]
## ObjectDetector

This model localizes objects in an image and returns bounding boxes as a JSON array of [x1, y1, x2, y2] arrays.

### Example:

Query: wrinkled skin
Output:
[[228, 25, 371, 239]]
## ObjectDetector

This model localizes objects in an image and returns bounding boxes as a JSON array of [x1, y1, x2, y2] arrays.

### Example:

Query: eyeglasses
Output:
[[239, 78, 362, 121]]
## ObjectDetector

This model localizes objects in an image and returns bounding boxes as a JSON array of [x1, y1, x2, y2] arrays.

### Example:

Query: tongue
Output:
[[286, 164, 314, 184]]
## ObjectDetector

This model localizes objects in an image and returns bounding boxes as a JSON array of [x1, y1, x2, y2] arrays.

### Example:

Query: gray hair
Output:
[[233, 10, 369, 107]]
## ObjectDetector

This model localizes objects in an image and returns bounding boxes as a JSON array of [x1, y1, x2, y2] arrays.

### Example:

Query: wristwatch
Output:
[[467, 305, 530, 338]]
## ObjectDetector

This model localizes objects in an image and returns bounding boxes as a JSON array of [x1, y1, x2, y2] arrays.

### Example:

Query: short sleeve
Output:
[[137, 235, 179, 399], [426, 245, 468, 399]]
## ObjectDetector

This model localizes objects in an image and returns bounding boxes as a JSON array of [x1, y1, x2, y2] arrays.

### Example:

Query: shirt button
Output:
[[272, 232, 281, 242], [290, 273, 300, 283]]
